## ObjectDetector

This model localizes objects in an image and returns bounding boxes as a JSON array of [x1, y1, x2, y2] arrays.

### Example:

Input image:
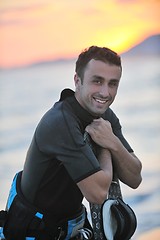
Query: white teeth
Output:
[[95, 98, 106, 103]]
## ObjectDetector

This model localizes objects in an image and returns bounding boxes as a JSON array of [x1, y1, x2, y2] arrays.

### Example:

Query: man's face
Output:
[[74, 59, 122, 117]]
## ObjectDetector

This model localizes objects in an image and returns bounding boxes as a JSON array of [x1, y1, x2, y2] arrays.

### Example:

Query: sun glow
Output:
[[0, 0, 159, 68]]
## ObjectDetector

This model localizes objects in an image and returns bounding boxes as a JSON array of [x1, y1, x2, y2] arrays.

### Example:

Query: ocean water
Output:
[[0, 56, 160, 238]]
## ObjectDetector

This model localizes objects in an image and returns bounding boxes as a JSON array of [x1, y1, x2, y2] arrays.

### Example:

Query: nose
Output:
[[99, 84, 109, 97]]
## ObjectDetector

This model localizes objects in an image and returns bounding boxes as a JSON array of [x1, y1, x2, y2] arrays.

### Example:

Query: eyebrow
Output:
[[92, 75, 120, 82], [109, 79, 120, 82], [92, 75, 105, 80]]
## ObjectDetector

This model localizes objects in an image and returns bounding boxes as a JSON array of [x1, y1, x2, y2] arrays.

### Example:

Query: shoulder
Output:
[[35, 100, 81, 144], [103, 108, 120, 126], [38, 100, 77, 130]]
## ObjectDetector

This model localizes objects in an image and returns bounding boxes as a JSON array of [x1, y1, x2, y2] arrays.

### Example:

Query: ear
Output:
[[74, 74, 81, 89]]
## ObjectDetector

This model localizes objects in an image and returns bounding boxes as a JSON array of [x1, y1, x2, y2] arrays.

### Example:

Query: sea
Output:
[[0, 55, 160, 239]]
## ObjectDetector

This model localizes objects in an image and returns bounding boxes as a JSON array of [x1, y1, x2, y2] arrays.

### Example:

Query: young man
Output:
[[0, 46, 142, 240]]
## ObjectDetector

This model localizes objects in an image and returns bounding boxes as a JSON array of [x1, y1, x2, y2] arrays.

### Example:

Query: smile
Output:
[[94, 98, 108, 104]]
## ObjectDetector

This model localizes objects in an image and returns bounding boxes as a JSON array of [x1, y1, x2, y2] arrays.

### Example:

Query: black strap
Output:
[[108, 173, 122, 199]]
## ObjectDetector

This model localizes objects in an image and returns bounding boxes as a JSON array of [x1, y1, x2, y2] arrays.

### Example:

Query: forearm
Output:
[[77, 149, 113, 204], [98, 148, 113, 179], [109, 136, 142, 188], [98, 148, 113, 195]]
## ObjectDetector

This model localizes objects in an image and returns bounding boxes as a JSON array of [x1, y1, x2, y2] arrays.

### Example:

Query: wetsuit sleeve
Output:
[[35, 108, 101, 183], [105, 109, 134, 153]]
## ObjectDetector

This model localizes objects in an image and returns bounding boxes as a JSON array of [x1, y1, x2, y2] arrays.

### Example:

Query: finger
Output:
[[85, 125, 94, 133], [93, 118, 103, 123]]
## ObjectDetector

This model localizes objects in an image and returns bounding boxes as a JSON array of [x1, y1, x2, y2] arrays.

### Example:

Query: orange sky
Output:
[[0, 0, 160, 68]]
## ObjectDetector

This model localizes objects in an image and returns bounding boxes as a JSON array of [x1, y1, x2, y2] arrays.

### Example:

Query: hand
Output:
[[85, 118, 115, 149]]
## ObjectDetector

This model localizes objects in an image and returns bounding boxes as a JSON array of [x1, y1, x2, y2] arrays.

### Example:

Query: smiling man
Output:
[[0, 46, 142, 240], [74, 58, 121, 116]]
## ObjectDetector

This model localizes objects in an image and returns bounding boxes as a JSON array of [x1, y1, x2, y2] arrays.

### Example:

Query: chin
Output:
[[92, 109, 107, 117]]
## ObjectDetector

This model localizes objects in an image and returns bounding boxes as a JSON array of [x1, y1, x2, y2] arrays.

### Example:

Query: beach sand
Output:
[[138, 228, 160, 240]]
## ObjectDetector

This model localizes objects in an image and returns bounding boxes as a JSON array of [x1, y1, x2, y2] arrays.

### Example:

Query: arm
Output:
[[85, 118, 142, 189], [108, 139, 142, 188], [77, 148, 113, 204]]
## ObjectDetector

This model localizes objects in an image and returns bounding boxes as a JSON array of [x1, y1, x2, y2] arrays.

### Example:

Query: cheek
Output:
[[83, 86, 93, 99], [110, 87, 118, 95], [84, 83, 96, 93]]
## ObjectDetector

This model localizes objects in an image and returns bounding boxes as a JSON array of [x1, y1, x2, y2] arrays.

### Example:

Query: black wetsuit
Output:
[[21, 89, 133, 222]]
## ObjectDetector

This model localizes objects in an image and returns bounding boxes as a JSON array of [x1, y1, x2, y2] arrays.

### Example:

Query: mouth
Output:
[[93, 97, 109, 104]]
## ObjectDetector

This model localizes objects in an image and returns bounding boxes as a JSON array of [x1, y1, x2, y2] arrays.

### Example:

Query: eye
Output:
[[94, 79, 102, 84], [92, 76, 103, 85], [109, 80, 119, 87]]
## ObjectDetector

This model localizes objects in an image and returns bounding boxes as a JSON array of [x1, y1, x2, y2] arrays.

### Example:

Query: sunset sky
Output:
[[0, 0, 160, 68]]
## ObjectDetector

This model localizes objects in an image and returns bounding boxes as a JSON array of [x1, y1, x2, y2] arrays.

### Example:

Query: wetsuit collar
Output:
[[60, 88, 99, 127]]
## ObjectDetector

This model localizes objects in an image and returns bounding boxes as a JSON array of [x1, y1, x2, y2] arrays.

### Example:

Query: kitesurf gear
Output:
[[101, 198, 137, 240], [0, 172, 92, 240]]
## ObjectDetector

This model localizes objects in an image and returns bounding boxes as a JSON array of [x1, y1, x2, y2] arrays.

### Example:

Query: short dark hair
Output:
[[75, 46, 122, 79]]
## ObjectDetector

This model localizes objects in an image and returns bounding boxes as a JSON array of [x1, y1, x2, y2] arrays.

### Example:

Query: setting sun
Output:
[[0, 0, 160, 68]]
